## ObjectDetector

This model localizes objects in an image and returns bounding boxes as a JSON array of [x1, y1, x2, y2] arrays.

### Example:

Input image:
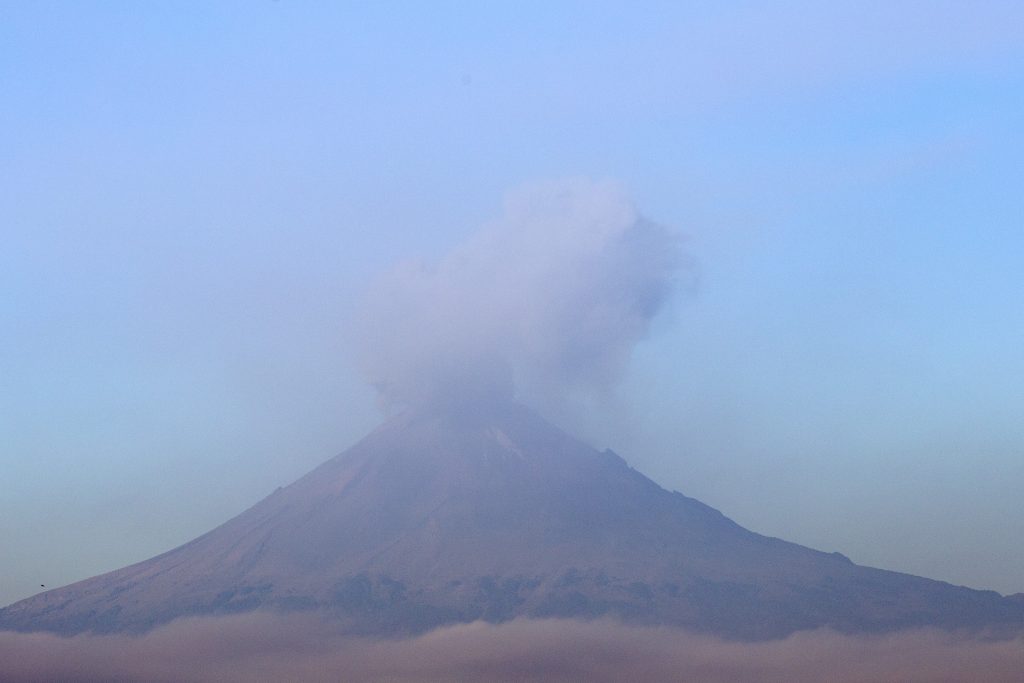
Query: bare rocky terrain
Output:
[[3, 402, 1022, 639]]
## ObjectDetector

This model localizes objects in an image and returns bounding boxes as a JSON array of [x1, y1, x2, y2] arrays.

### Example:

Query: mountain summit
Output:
[[2, 403, 1022, 639]]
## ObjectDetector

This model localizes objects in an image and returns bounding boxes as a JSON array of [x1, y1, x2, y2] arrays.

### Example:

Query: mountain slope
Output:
[[2, 403, 1022, 639]]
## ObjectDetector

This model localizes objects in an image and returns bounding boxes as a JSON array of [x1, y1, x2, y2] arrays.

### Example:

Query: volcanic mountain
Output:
[[2, 402, 1022, 639]]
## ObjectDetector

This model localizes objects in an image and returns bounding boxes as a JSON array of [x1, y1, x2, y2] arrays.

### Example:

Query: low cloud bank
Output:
[[356, 179, 687, 414], [3, 614, 1023, 682]]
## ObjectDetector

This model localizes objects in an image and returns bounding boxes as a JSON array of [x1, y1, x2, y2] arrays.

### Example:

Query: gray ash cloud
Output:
[[355, 179, 688, 414]]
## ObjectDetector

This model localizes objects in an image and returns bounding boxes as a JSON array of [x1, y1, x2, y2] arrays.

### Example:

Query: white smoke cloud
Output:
[[356, 179, 687, 413]]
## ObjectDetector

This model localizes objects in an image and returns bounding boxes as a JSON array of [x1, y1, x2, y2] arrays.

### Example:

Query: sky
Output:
[[2, 1, 1023, 608]]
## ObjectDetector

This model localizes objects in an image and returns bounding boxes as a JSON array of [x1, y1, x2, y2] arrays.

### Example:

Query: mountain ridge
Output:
[[2, 402, 1022, 640]]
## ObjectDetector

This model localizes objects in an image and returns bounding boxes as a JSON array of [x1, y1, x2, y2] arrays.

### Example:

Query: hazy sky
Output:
[[2, 1, 1023, 607]]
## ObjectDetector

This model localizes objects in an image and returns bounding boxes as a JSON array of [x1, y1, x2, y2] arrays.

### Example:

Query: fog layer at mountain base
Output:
[[3, 613, 1023, 683]]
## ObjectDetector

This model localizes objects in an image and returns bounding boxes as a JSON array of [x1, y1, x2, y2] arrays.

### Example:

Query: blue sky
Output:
[[2, 1, 1023, 605]]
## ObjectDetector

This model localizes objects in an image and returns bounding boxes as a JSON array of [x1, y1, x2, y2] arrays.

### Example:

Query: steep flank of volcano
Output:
[[2, 403, 1022, 640]]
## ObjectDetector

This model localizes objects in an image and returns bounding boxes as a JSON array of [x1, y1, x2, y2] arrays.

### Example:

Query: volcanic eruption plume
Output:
[[355, 179, 689, 416]]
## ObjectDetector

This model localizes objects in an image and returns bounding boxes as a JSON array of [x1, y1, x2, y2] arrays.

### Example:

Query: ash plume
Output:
[[356, 179, 687, 414]]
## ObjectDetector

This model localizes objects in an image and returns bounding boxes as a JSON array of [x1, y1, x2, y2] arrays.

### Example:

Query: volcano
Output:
[[2, 402, 1022, 640]]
